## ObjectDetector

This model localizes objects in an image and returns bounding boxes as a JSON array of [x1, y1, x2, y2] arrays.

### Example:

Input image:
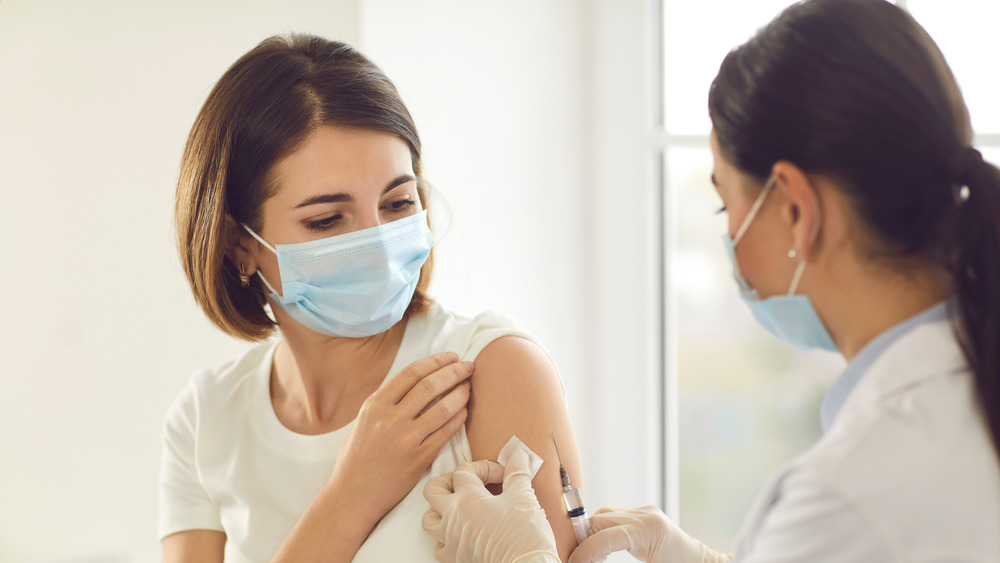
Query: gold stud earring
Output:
[[239, 263, 250, 287]]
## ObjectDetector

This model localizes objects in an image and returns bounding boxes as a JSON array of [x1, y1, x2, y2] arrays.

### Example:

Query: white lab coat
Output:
[[732, 318, 1000, 562]]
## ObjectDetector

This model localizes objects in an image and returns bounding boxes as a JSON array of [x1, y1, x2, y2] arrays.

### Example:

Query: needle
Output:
[[553, 432, 572, 488]]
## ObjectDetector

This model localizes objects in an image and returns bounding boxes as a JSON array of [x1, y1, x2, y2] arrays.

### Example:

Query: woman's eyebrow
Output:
[[382, 173, 417, 194], [293, 174, 417, 209]]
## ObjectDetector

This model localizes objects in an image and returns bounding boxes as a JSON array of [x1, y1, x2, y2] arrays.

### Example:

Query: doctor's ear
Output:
[[771, 161, 822, 262], [223, 214, 260, 273]]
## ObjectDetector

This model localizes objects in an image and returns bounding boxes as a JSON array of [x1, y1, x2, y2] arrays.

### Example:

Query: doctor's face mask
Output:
[[722, 176, 838, 352], [242, 210, 434, 339]]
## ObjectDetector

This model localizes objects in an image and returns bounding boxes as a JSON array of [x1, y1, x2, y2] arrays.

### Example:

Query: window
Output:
[[657, 0, 1000, 550]]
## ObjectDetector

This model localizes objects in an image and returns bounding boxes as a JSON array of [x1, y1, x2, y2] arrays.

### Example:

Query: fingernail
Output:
[[461, 361, 475, 373], [445, 351, 459, 362]]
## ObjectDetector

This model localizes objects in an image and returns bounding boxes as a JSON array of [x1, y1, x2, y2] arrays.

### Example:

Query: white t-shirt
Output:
[[159, 304, 537, 562]]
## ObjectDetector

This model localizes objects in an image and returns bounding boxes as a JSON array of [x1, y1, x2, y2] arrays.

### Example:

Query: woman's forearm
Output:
[[271, 477, 383, 562]]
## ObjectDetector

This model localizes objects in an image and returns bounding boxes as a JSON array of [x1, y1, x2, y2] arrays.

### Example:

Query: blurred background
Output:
[[1, 0, 997, 560]]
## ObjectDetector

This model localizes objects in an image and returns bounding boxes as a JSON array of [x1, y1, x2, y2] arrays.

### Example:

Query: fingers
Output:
[[567, 525, 633, 563], [397, 359, 475, 417], [431, 540, 450, 563], [421, 461, 503, 557], [421, 507, 444, 539], [418, 402, 468, 454], [422, 460, 504, 515], [422, 510, 454, 563], [414, 379, 470, 439], [423, 460, 497, 505], [588, 509, 642, 532], [380, 352, 464, 403], [423, 471, 455, 503], [430, 462, 496, 504], [501, 448, 535, 493], [453, 459, 506, 487]]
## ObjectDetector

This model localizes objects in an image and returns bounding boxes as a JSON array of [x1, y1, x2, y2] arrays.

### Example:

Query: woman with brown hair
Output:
[[159, 35, 582, 562], [422, 0, 1000, 561]]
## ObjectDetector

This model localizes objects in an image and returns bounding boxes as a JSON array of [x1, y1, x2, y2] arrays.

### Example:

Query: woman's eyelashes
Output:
[[302, 199, 417, 232], [715, 205, 728, 215], [305, 214, 342, 231], [384, 198, 417, 212]]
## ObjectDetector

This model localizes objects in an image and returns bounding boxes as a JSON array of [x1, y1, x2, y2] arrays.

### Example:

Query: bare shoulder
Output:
[[472, 335, 563, 393]]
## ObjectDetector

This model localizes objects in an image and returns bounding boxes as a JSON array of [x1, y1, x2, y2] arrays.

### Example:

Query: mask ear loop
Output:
[[787, 260, 808, 295], [241, 223, 277, 253], [240, 223, 282, 299], [787, 186, 823, 296], [733, 176, 777, 245]]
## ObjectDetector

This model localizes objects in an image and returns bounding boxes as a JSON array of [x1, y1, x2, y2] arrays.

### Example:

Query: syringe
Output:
[[552, 432, 592, 545]]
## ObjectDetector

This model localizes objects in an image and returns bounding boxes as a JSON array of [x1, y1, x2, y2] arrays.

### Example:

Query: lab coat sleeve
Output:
[[739, 468, 897, 562], [158, 379, 223, 540]]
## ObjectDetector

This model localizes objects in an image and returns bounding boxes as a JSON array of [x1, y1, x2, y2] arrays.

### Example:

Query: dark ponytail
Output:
[[951, 150, 1000, 457], [709, 0, 1000, 458]]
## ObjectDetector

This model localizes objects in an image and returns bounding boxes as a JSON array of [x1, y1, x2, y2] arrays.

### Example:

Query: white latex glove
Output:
[[422, 447, 559, 563], [568, 506, 731, 563]]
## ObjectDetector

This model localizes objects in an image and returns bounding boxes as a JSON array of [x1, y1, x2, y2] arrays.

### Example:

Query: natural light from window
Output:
[[660, 0, 998, 551]]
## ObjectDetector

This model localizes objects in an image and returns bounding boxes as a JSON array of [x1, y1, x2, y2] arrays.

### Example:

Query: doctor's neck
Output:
[[816, 253, 952, 362]]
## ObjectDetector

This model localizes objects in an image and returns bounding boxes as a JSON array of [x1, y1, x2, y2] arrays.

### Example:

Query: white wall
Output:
[[360, 0, 660, 517], [0, 2, 360, 561], [0, 0, 657, 560], [359, 0, 593, 489]]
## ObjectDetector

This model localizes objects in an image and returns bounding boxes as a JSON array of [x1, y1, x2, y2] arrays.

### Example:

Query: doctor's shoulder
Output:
[[765, 374, 1000, 560]]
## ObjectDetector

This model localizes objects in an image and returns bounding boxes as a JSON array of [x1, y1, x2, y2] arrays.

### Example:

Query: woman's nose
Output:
[[355, 210, 383, 231]]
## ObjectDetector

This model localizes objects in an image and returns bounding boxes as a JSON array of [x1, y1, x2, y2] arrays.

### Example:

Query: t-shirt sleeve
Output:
[[458, 311, 535, 361], [457, 310, 568, 400], [158, 378, 224, 540]]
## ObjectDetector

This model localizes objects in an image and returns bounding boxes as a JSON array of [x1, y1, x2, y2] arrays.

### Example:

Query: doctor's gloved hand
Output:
[[568, 506, 731, 563], [422, 449, 560, 563]]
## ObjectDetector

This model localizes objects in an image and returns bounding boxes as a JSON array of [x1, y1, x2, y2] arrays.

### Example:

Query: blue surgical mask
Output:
[[723, 177, 838, 352], [242, 210, 434, 338]]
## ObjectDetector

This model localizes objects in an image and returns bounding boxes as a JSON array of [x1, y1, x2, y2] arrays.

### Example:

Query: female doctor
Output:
[[421, 0, 1000, 561]]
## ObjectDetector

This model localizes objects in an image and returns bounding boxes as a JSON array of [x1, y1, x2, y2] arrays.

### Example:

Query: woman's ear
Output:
[[771, 160, 822, 262], [224, 214, 260, 275]]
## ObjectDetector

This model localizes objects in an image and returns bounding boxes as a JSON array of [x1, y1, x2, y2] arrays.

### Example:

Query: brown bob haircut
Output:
[[175, 34, 433, 341]]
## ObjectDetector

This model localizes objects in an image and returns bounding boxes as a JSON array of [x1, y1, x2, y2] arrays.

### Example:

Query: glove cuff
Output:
[[511, 550, 561, 563]]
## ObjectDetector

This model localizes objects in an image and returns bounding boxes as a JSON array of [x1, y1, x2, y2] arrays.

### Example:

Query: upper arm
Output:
[[466, 336, 583, 562], [162, 530, 226, 563]]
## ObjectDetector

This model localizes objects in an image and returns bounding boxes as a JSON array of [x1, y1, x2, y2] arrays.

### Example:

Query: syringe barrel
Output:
[[570, 510, 592, 544], [563, 487, 593, 544], [562, 487, 584, 511]]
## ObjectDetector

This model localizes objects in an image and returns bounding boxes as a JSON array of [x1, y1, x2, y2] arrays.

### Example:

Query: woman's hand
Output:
[[271, 352, 474, 562], [329, 351, 475, 522], [568, 506, 731, 563]]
